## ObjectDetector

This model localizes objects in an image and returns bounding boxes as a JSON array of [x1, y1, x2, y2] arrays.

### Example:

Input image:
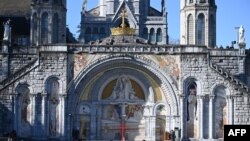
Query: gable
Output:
[[112, 1, 138, 28], [149, 7, 162, 16]]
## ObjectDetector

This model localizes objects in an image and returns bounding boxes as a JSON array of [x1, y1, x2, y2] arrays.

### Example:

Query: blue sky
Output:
[[67, 0, 249, 47]]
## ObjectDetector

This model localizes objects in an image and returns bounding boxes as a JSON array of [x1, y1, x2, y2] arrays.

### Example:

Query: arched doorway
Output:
[[68, 55, 179, 141]]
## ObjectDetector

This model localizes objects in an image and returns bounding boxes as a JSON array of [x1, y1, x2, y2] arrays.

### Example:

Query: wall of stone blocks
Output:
[[180, 53, 250, 126], [234, 96, 250, 124], [0, 50, 68, 135], [9, 54, 38, 74]]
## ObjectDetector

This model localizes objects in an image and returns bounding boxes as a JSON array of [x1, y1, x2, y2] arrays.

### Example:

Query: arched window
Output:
[[149, 28, 155, 43], [52, 13, 59, 43], [16, 84, 32, 137], [53, 0, 62, 4], [32, 13, 38, 45], [41, 12, 49, 44], [155, 105, 167, 140], [203, 95, 209, 139], [213, 86, 227, 139], [184, 79, 198, 139], [200, 0, 206, 3], [197, 14, 205, 45], [17, 85, 31, 124], [100, 27, 106, 34], [156, 28, 162, 43], [209, 15, 215, 47], [142, 28, 148, 40], [85, 27, 91, 34], [93, 27, 99, 34], [187, 14, 194, 44]]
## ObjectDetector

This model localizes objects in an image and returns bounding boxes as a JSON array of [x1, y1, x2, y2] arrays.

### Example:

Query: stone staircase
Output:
[[0, 58, 39, 91], [210, 63, 249, 94]]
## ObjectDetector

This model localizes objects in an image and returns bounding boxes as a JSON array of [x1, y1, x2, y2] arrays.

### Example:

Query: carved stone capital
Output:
[[197, 95, 205, 99], [179, 94, 185, 99], [209, 95, 215, 100], [226, 95, 234, 99]]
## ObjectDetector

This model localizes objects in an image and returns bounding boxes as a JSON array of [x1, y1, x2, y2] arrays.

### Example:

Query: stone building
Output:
[[0, 0, 250, 141]]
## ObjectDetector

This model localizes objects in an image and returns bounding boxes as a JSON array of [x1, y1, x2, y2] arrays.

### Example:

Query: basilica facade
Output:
[[0, 0, 250, 141]]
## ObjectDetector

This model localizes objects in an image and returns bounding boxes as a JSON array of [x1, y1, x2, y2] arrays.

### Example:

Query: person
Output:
[[3, 19, 11, 41]]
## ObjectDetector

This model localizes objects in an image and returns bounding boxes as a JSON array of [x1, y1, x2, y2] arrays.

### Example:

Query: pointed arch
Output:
[[149, 28, 155, 43], [100, 27, 106, 34], [183, 77, 202, 139], [52, 13, 60, 43], [85, 27, 91, 34], [197, 13, 205, 45], [209, 14, 216, 47], [85, 27, 91, 43], [15, 83, 32, 137], [46, 77, 60, 137], [92, 27, 99, 34], [187, 14, 194, 44], [32, 13, 38, 45], [41, 12, 49, 44], [212, 85, 228, 139], [156, 28, 163, 43], [143, 27, 148, 40]]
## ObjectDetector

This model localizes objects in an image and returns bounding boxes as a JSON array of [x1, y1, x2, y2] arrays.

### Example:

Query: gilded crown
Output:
[[111, 9, 135, 36]]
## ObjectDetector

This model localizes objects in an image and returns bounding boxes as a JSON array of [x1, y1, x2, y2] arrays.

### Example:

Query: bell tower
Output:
[[30, 0, 66, 46], [180, 0, 216, 47]]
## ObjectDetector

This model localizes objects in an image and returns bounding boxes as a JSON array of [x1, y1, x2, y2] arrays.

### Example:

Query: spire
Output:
[[82, 0, 87, 14]]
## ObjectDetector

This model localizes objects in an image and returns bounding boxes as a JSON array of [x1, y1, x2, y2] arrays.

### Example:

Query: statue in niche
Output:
[[108, 75, 139, 100], [49, 96, 59, 136], [187, 88, 197, 121], [214, 88, 227, 138], [104, 105, 120, 120], [21, 95, 30, 123], [239, 25, 245, 44], [80, 117, 89, 140], [3, 19, 11, 41], [126, 105, 143, 121]]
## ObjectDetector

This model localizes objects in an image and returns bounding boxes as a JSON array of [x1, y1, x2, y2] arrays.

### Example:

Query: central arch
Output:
[[67, 54, 180, 140]]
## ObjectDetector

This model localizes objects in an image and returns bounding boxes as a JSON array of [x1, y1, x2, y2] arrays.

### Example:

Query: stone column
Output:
[[198, 95, 204, 139], [13, 94, 18, 131], [209, 95, 214, 139], [90, 106, 97, 140], [31, 94, 36, 126], [41, 93, 47, 136], [179, 94, 185, 139], [227, 95, 234, 124], [150, 116, 156, 140], [96, 105, 102, 139], [60, 94, 66, 137]]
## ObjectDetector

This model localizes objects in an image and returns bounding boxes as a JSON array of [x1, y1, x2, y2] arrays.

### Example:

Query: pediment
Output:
[[112, 1, 138, 28]]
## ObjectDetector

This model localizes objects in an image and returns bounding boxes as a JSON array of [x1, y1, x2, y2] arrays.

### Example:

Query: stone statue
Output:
[[49, 97, 59, 136], [187, 89, 197, 121], [214, 88, 227, 138], [82, 0, 87, 14], [239, 25, 245, 44], [21, 96, 30, 123], [3, 19, 11, 41], [108, 75, 138, 100]]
